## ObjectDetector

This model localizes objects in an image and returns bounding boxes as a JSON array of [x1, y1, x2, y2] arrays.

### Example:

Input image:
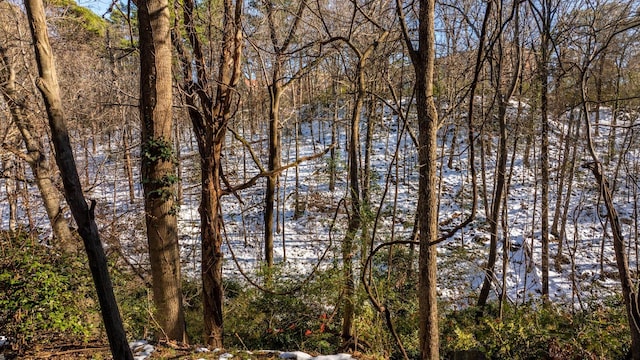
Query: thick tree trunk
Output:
[[173, 0, 242, 346], [201, 145, 224, 347], [138, 0, 186, 342], [23, 0, 133, 357], [415, 64, 439, 360], [34, 167, 74, 250]]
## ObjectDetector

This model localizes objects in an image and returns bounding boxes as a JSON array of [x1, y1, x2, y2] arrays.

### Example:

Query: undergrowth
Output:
[[0, 230, 633, 359], [441, 298, 631, 359], [0, 229, 151, 353]]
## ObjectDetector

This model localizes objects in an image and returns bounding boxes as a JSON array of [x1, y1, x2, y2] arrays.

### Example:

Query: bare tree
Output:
[[568, 1, 640, 355], [322, 6, 390, 342], [529, 0, 559, 300], [23, 0, 133, 356], [0, 2, 74, 252], [172, 0, 243, 346], [476, 0, 522, 310], [257, 0, 321, 268]]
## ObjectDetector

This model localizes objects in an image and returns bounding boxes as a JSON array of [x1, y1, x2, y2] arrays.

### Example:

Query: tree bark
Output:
[[265, 80, 282, 268], [137, 0, 186, 342], [532, 0, 554, 301], [398, 0, 439, 357], [23, 0, 133, 357]]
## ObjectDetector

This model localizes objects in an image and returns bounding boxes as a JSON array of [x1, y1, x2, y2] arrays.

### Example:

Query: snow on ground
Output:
[[1, 102, 639, 347]]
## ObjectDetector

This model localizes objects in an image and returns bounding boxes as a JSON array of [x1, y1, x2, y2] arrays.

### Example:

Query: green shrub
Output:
[[441, 299, 631, 359], [0, 230, 154, 351], [223, 266, 343, 353], [0, 230, 95, 350]]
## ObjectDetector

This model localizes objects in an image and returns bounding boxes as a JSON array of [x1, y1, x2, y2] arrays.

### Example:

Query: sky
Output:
[[78, 0, 114, 17]]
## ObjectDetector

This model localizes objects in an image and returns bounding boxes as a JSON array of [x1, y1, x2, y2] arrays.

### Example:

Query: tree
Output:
[[529, 0, 562, 301], [23, 0, 133, 357], [257, 0, 319, 268], [172, 0, 243, 347], [136, 0, 187, 342], [476, 0, 523, 311], [396, 0, 439, 357], [566, 1, 640, 356], [0, 3, 75, 253], [322, 9, 390, 343]]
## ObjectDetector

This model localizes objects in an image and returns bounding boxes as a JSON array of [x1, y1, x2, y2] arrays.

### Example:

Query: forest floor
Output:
[[7, 343, 362, 360]]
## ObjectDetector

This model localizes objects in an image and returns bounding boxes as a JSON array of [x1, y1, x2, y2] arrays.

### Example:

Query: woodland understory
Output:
[[1, 0, 640, 359]]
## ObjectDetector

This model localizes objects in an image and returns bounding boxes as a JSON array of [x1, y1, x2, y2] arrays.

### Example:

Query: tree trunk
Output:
[[138, 0, 186, 342], [539, 39, 550, 300], [265, 81, 282, 268], [398, 0, 439, 356], [173, 0, 242, 346], [341, 63, 364, 343], [3, 155, 18, 231], [476, 0, 521, 309], [23, 0, 133, 357], [0, 47, 74, 252], [123, 125, 135, 204], [329, 82, 339, 192], [532, 0, 555, 301], [201, 145, 224, 347], [581, 69, 640, 359], [477, 100, 508, 309], [363, 95, 375, 208]]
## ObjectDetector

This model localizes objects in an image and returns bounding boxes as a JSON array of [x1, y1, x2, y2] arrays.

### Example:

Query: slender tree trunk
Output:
[[341, 63, 365, 343], [0, 47, 74, 252], [397, 0, 439, 356], [175, 119, 183, 204], [540, 42, 550, 301], [553, 118, 574, 270], [533, 0, 555, 301], [265, 81, 282, 268], [3, 155, 18, 230], [123, 125, 135, 204], [138, 0, 186, 342], [23, 0, 133, 357], [363, 95, 375, 208], [477, 0, 521, 309], [552, 118, 572, 239], [580, 70, 640, 359], [477, 100, 509, 309], [329, 82, 338, 192]]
